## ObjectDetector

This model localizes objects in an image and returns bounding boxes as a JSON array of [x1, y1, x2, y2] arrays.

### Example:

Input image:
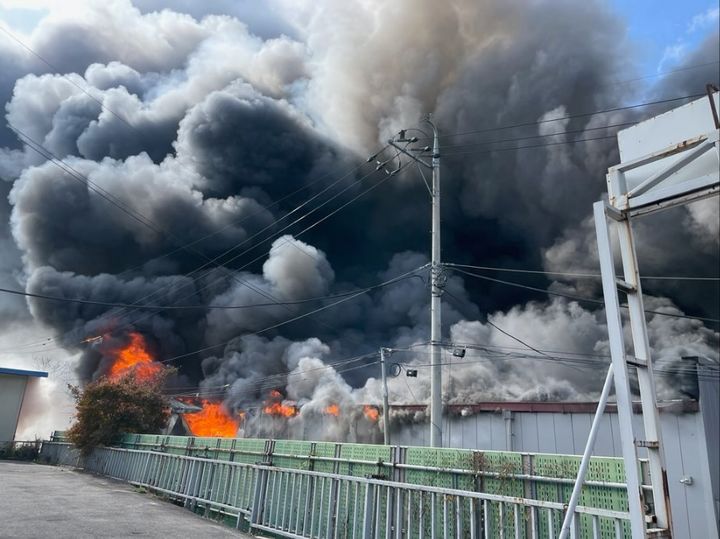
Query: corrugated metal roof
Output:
[[0, 367, 49, 378]]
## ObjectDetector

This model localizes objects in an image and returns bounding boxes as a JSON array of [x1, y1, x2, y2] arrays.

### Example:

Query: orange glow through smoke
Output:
[[324, 404, 340, 416], [184, 401, 240, 437], [363, 405, 380, 422], [108, 332, 162, 382], [262, 390, 298, 417], [263, 401, 298, 417]]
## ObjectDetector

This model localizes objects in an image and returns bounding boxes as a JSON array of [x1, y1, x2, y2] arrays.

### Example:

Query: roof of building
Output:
[[0, 367, 49, 378], [389, 399, 698, 414]]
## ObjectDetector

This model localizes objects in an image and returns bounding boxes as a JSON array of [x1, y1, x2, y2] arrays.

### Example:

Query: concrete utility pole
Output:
[[427, 117, 443, 448], [387, 115, 443, 447], [379, 347, 391, 445]]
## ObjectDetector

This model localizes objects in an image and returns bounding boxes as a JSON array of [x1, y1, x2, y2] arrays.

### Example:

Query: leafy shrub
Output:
[[67, 371, 171, 455]]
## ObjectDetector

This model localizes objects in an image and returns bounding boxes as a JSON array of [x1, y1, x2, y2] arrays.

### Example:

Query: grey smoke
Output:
[[0, 1, 717, 441]]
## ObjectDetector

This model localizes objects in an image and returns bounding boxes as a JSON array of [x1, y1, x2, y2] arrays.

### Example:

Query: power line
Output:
[[7, 126, 399, 352], [0, 26, 137, 132], [1, 163, 410, 357], [432, 93, 705, 141], [447, 266, 720, 323], [152, 264, 428, 365], [0, 272, 426, 310], [164, 352, 380, 398], [441, 287, 559, 365], [0, 157, 371, 352], [443, 262, 720, 282], [438, 120, 636, 151], [441, 133, 619, 157], [168, 357, 383, 399]]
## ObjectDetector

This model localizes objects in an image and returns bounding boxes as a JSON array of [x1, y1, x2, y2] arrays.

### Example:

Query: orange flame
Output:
[[184, 400, 240, 438], [363, 405, 380, 422], [262, 390, 298, 417], [263, 401, 298, 417], [108, 332, 162, 382], [324, 404, 340, 416]]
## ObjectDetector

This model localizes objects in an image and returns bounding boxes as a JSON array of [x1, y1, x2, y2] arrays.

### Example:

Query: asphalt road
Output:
[[0, 461, 253, 538]]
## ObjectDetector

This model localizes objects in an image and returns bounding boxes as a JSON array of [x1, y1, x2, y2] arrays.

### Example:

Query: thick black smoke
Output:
[[0, 1, 718, 439]]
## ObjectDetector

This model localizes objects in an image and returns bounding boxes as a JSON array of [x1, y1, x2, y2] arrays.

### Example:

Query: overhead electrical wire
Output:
[[0, 276, 426, 310], [447, 266, 720, 324], [168, 359, 384, 399], [3, 85, 716, 363], [443, 263, 720, 282], [1, 165, 414, 357], [430, 93, 706, 141], [438, 120, 637, 151], [149, 264, 428, 365], [441, 133, 619, 157], [164, 351, 380, 398], [4, 132, 400, 353], [0, 155, 372, 353]]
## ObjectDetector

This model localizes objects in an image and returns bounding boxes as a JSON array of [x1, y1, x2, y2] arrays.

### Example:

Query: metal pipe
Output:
[[558, 364, 614, 539]]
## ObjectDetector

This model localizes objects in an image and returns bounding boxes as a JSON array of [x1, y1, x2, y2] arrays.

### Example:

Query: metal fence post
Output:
[[363, 483, 376, 539], [326, 443, 342, 539], [250, 467, 269, 529]]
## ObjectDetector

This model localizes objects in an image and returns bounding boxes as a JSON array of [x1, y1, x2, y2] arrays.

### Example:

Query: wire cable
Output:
[[448, 266, 720, 323], [443, 262, 720, 282]]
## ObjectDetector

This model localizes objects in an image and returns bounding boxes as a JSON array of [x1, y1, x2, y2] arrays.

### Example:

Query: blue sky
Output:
[[611, 0, 719, 75]]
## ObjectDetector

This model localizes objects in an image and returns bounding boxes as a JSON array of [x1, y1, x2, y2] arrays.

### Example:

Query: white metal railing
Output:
[[41, 442, 632, 538]]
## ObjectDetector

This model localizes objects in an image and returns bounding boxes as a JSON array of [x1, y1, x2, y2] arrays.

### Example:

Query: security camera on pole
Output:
[[387, 115, 444, 448]]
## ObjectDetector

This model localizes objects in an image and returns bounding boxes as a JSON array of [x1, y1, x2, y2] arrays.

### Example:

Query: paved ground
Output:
[[0, 461, 253, 538]]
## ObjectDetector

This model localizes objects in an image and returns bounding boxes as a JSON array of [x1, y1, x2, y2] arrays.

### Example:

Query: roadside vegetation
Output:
[[67, 369, 172, 455]]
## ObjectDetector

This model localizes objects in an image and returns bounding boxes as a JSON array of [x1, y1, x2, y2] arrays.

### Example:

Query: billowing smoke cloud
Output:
[[0, 0, 717, 441]]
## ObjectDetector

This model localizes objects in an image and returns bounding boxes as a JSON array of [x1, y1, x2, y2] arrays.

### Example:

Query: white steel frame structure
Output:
[[561, 89, 720, 539]]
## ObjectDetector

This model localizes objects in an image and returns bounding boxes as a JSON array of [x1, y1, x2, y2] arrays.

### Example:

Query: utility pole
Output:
[[387, 115, 443, 447], [428, 117, 443, 448], [380, 347, 391, 445]]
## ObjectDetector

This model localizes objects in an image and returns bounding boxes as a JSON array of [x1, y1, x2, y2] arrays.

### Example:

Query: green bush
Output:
[[67, 371, 171, 455]]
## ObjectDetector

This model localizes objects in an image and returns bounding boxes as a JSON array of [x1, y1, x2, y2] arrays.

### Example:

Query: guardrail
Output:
[[41, 442, 632, 538]]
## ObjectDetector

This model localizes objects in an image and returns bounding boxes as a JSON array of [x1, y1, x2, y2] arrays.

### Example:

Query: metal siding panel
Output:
[[675, 412, 716, 539], [569, 414, 594, 456], [699, 366, 720, 531], [513, 413, 526, 452], [473, 414, 494, 450], [551, 414, 575, 454], [592, 415, 617, 457], [490, 414, 506, 451], [661, 414, 692, 539], [535, 414, 558, 453]]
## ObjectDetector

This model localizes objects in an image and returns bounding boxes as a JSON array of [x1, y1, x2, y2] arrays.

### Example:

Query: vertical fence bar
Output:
[[470, 498, 477, 539], [431, 493, 437, 539], [547, 509, 555, 538], [363, 483, 375, 539], [483, 500, 490, 539], [418, 491, 425, 539]]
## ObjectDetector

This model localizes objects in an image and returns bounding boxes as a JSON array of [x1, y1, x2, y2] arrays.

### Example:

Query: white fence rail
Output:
[[41, 442, 632, 539]]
